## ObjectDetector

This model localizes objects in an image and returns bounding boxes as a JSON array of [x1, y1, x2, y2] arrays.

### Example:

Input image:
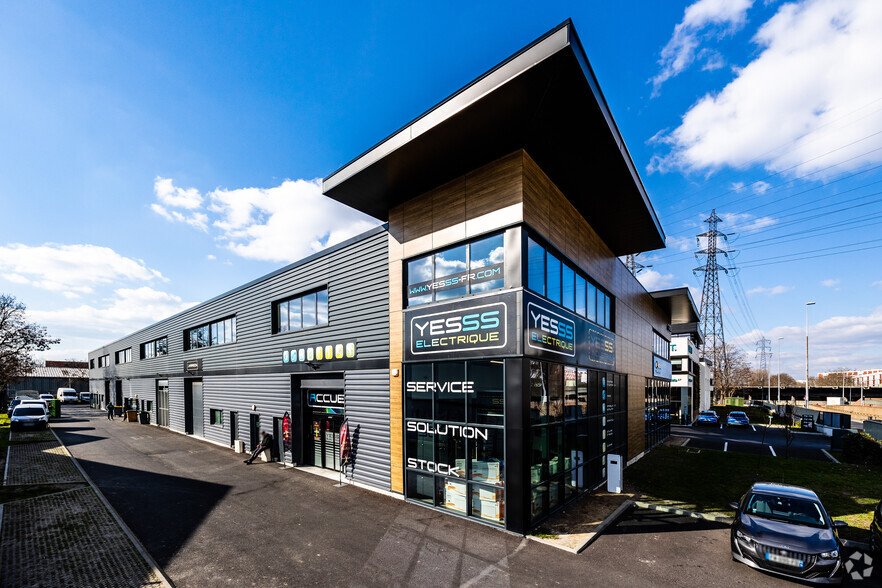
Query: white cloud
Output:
[[154, 176, 203, 210], [651, 0, 753, 95], [752, 181, 771, 194], [719, 211, 777, 233], [637, 269, 676, 291], [27, 286, 195, 336], [731, 181, 745, 192], [747, 284, 790, 295], [0, 243, 165, 294], [206, 254, 216, 260], [651, 0, 882, 177], [666, 235, 694, 252], [763, 306, 882, 373], [821, 278, 840, 287], [151, 177, 381, 263]]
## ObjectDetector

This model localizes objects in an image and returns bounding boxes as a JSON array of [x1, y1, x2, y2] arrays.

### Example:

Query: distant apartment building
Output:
[[817, 369, 882, 388]]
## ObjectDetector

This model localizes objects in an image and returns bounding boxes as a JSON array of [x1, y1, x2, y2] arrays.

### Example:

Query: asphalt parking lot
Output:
[[49, 406, 877, 587], [672, 424, 835, 461]]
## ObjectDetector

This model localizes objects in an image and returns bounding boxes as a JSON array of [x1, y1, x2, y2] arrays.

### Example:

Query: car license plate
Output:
[[765, 553, 804, 568], [22, 422, 35, 427]]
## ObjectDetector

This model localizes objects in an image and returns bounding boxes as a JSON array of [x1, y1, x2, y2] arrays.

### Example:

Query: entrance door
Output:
[[114, 381, 123, 406], [191, 381, 204, 437], [249, 414, 260, 450], [104, 380, 110, 407], [156, 380, 170, 427], [309, 415, 341, 471], [230, 412, 239, 446]]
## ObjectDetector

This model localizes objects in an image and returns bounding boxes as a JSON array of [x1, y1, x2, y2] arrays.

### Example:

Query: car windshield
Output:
[[13, 407, 46, 416], [745, 493, 826, 528]]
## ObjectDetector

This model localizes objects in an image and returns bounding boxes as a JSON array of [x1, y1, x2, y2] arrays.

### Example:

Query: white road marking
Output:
[[769, 446, 777, 457], [724, 442, 728, 452], [821, 449, 840, 463], [750, 425, 756, 432], [720, 424, 723, 430], [682, 438, 690, 447]]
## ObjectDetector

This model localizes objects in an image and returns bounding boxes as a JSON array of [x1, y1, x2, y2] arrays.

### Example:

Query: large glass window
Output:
[[525, 232, 612, 329], [406, 234, 506, 306], [141, 337, 168, 359], [115, 348, 132, 364], [529, 360, 627, 527], [434, 244, 468, 301], [403, 360, 506, 526], [185, 316, 236, 350], [274, 288, 328, 333]]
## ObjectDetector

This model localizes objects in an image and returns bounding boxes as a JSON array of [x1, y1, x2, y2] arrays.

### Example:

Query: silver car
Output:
[[10, 405, 49, 430]]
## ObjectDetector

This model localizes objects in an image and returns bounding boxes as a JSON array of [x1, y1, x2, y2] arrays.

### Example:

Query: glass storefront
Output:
[[528, 361, 627, 525], [644, 378, 671, 449], [404, 360, 506, 525]]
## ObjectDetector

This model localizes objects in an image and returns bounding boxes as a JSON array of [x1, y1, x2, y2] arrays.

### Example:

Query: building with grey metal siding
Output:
[[88, 226, 391, 490]]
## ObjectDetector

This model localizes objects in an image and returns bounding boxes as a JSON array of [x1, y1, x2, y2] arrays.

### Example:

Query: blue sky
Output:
[[1, 0, 881, 377]]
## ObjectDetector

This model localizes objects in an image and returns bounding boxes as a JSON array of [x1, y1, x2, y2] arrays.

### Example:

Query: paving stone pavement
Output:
[[4, 441, 83, 486], [0, 487, 163, 588], [9, 430, 55, 443]]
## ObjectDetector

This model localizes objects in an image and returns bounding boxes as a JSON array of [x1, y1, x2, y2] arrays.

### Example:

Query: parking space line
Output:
[[682, 438, 690, 447], [750, 425, 756, 432], [769, 446, 777, 457], [724, 442, 728, 452], [719, 424, 723, 430]]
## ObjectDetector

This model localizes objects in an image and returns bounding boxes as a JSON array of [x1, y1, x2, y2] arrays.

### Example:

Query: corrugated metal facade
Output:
[[88, 227, 392, 490]]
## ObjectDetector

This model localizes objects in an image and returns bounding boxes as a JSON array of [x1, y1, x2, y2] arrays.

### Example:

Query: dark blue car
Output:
[[696, 411, 719, 426], [731, 483, 846, 584], [727, 411, 750, 427]]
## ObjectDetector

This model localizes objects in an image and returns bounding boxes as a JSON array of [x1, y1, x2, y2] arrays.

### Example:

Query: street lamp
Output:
[[777, 336, 783, 405], [805, 302, 815, 409]]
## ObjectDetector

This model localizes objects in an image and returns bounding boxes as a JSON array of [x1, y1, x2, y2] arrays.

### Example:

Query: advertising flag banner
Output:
[[340, 419, 351, 465], [282, 412, 292, 454]]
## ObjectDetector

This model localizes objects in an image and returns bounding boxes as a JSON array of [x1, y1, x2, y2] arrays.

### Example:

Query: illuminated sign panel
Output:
[[523, 292, 615, 369], [403, 292, 518, 360]]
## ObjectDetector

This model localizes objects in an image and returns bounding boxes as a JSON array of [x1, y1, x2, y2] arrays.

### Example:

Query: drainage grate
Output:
[[686, 448, 701, 454]]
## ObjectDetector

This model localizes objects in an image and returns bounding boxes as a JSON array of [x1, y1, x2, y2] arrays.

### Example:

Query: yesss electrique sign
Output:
[[403, 292, 518, 360], [523, 291, 615, 369]]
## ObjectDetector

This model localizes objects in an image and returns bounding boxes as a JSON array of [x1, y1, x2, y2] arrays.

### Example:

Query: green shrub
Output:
[[841, 431, 882, 466]]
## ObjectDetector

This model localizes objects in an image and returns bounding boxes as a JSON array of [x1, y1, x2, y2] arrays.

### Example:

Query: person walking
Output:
[[244, 430, 274, 465], [106, 401, 114, 420]]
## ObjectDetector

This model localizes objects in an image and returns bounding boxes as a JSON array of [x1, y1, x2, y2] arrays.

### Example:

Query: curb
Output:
[[50, 428, 175, 588], [633, 501, 734, 525], [527, 498, 636, 554], [820, 449, 840, 463]]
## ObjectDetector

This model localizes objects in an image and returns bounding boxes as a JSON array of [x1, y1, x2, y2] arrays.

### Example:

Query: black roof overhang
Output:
[[651, 287, 701, 325], [322, 20, 665, 256]]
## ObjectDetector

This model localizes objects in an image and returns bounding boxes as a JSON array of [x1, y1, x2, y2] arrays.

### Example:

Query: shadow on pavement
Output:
[[74, 459, 231, 568], [605, 507, 730, 536]]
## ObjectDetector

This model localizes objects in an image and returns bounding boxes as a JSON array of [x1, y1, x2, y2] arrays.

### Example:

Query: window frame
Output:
[[404, 233, 506, 308], [184, 316, 237, 351], [272, 287, 329, 335], [140, 336, 168, 360], [210, 408, 224, 426]]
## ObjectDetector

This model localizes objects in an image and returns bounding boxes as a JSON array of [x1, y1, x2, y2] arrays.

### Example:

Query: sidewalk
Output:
[[1, 428, 167, 588]]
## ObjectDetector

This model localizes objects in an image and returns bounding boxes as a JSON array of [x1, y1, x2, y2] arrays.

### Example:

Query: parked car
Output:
[[56, 388, 79, 403], [20, 399, 49, 410], [39, 393, 55, 403], [7, 398, 24, 413], [872, 499, 882, 553], [79, 392, 91, 402], [730, 483, 846, 584], [727, 411, 751, 427], [10, 405, 49, 430], [696, 411, 719, 426]]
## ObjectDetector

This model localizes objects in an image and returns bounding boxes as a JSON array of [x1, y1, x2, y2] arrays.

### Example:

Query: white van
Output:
[[56, 388, 79, 403]]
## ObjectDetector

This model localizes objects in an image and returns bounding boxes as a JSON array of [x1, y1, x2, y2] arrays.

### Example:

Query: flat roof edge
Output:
[[88, 223, 388, 355]]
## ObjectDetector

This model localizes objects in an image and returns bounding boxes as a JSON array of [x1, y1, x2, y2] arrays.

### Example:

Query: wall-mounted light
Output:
[[391, 368, 399, 377], [251, 405, 257, 411]]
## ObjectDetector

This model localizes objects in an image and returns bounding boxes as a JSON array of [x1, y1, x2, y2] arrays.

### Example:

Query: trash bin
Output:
[[125, 410, 138, 422], [48, 399, 61, 418], [138, 411, 150, 425], [830, 428, 848, 451]]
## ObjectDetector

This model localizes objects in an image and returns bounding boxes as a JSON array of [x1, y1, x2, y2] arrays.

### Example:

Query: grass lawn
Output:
[[627, 446, 881, 541]]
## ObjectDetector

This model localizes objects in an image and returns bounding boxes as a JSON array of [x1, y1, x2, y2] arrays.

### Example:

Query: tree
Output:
[[771, 373, 797, 387], [714, 343, 751, 400], [0, 294, 59, 406]]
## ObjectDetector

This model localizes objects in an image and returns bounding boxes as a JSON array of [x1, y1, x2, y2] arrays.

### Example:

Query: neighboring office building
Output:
[[5, 361, 89, 398], [650, 288, 711, 424], [89, 21, 676, 534], [817, 369, 882, 389]]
